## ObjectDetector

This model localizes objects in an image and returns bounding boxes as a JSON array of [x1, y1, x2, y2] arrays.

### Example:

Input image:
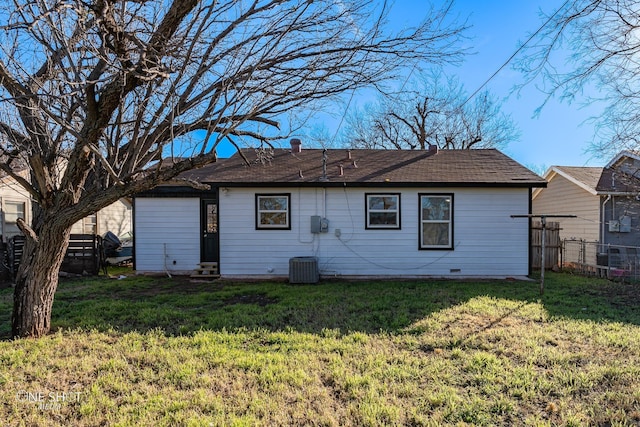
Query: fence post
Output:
[[540, 217, 546, 294], [581, 240, 585, 273]]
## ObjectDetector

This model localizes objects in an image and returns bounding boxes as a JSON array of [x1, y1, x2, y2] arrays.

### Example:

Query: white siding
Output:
[[134, 198, 200, 273], [532, 174, 600, 242], [97, 199, 132, 236], [70, 199, 132, 236], [219, 187, 530, 278], [0, 176, 32, 242]]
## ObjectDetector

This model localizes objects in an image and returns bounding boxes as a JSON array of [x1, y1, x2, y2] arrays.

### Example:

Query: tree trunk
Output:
[[11, 224, 71, 338]]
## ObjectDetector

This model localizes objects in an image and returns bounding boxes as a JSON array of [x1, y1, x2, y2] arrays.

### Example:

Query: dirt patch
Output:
[[604, 281, 640, 299], [578, 281, 640, 304], [223, 293, 278, 307], [88, 275, 226, 300]]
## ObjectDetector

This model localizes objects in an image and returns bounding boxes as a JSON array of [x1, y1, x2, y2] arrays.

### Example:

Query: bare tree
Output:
[[516, 0, 640, 158], [342, 72, 519, 150], [302, 123, 336, 148], [0, 0, 465, 338]]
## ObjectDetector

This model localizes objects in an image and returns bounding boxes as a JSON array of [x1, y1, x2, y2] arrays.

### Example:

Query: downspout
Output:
[[601, 195, 611, 251], [131, 197, 136, 272]]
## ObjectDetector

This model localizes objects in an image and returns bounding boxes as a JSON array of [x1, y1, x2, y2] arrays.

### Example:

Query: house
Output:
[[1, 165, 133, 280], [533, 151, 640, 247], [69, 199, 133, 238], [133, 141, 546, 279], [532, 151, 640, 275], [0, 166, 32, 243], [597, 151, 640, 248], [532, 166, 603, 242], [0, 166, 132, 242]]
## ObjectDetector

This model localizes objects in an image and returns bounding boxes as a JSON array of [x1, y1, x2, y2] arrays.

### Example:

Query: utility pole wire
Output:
[[459, 0, 571, 109]]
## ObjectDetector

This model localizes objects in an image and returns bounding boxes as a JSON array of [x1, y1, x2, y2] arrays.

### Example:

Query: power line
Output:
[[459, 0, 571, 109], [329, 1, 572, 144]]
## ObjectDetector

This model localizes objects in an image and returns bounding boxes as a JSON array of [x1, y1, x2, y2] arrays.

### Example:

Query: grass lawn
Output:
[[1, 271, 639, 426]]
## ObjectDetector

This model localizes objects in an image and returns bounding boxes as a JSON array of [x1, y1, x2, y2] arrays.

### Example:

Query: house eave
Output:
[[596, 191, 638, 197], [135, 186, 215, 198], [538, 167, 599, 197], [204, 181, 546, 189], [605, 150, 640, 168]]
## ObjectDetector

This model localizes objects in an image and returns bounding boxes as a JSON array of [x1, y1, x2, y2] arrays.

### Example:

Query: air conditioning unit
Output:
[[289, 256, 319, 284]]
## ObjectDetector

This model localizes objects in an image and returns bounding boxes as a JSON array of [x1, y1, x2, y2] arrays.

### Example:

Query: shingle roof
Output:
[[179, 148, 546, 188], [553, 166, 603, 192]]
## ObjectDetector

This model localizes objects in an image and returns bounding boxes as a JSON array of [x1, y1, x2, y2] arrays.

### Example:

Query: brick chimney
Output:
[[427, 143, 438, 155], [290, 138, 302, 153]]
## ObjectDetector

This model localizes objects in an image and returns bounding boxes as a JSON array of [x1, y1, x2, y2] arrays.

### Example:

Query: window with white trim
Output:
[[419, 194, 453, 249], [256, 194, 290, 229], [365, 193, 400, 229], [3, 200, 26, 241]]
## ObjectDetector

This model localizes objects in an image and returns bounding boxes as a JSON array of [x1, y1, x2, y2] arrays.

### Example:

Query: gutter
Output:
[[596, 192, 635, 196]]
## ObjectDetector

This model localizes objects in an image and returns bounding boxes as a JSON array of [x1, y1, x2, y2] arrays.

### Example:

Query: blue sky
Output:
[[217, 1, 607, 172], [387, 0, 607, 171]]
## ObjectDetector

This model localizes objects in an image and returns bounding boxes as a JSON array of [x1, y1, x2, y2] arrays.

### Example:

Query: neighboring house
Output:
[[0, 167, 132, 243], [597, 151, 640, 248], [533, 151, 640, 248], [69, 198, 133, 238], [0, 167, 32, 242], [133, 142, 546, 278], [532, 166, 603, 242]]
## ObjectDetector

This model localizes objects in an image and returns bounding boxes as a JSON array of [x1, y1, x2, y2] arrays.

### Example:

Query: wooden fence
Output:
[[8, 234, 102, 279], [8, 235, 24, 278], [531, 221, 561, 269], [0, 242, 9, 285]]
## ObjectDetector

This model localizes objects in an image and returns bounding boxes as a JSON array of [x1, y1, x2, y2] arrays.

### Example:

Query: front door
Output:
[[201, 199, 219, 263]]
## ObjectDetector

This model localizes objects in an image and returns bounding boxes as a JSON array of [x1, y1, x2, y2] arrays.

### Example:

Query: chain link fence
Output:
[[562, 239, 640, 281]]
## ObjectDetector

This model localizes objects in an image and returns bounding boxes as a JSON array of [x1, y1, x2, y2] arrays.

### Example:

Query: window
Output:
[[206, 203, 217, 233], [82, 213, 97, 234], [3, 200, 26, 240], [366, 193, 400, 229], [419, 194, 453, 249], [256, 194, 290, 229]]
